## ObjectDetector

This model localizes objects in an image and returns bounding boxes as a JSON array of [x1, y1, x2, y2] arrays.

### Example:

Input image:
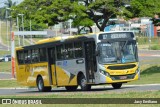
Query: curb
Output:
[[0, 84, 160, 90]]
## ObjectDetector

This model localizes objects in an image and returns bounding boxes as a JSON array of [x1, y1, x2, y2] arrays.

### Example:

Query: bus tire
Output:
[[65, 86, 78, 91], [45, 86, 52, 92], [37, 76, 45, 92], [37, 76, 52, 92], [79, 75, 91, 91], [112, 83, 122, 89]]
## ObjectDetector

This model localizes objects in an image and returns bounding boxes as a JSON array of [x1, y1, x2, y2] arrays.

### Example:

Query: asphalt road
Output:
[[0, 84, 160, 95], [0, 42, 8, 50], [138, 50, 160, 65], [0, 72, 12, 80]]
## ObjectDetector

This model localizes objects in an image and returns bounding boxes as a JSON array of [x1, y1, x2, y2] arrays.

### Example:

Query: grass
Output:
[[150, 45, 160, 50], [128, 65, 160, 85], [0, 80, 20, 87], [0, 61, 11, 72], [0, 50, 10, 56], [0, 20, 36, 48]]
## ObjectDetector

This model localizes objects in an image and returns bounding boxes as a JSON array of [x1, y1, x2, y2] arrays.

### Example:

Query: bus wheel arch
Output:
[[36, 75, 51, 92], [77, 72, 91, 91]]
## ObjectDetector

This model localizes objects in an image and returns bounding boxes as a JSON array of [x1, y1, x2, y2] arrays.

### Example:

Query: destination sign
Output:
[[99, 32, 134, 40]]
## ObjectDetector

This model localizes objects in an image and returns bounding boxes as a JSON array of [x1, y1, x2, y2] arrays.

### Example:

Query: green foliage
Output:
[[124, 0, 160, 18], [0, 0, 16, 19], [151, 18, 160, 26], [11, 0, 160, 31], [150, 45, 160, 50], [12, 0, 127, 31], [141, 66, 160, 75], [136, 37, 160, 45]]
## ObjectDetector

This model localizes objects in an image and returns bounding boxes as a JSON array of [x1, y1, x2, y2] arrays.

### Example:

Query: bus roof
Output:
[[15, 31, 134, 50]]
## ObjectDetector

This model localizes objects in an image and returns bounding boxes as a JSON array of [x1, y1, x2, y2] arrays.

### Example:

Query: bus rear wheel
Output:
[[112, 83, 122, 89], [79, 75, 91, 91], [65, 86, 78, 91], [37, 76, 51, 92]]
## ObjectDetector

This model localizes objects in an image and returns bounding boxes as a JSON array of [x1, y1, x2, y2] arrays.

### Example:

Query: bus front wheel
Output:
[[112, 83, 122, 89], [37, 76, 51, 92], [79, 75, 91, 91], [65, 86, 78, 91]]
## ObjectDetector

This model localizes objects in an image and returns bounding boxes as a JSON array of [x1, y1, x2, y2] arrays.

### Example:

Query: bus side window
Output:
[[27, 50, 32, 63], [17, 51, 24, 64], [40, 48, 47, 61], [74, 42, 83, 58], [32, 49, 40, 63], [65, 43, 74, 59], [24, 50, 29, 64], [56, 45, 64, 60]]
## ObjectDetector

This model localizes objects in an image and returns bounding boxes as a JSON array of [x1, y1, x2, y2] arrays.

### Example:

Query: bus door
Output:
[[84, 41, 96, 83], [48, 47, 57, 85]]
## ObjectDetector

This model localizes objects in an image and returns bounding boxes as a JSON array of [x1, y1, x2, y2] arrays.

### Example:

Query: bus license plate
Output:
[[120, 76, 127, 80]]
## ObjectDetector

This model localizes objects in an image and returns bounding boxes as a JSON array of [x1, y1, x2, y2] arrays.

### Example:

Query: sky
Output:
[[0, 0, 23, 8]]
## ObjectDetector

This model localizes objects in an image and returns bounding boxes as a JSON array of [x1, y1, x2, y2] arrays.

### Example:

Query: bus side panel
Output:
[[26, 62, 50, 87], [56, 59, 86, 86], [16, 64, 28, 86], [51, 64, 56, 85]]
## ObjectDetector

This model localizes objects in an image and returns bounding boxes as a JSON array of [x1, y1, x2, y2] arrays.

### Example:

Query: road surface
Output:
[[0, 84, 160, 95], [0, 42, 8, 50], [138, 50, 160, 65]]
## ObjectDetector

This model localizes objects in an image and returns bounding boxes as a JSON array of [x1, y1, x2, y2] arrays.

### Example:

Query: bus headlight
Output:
[[99, 69, 110, 77]]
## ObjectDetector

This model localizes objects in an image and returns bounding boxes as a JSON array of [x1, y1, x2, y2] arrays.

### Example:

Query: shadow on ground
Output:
[[141, 66, 160, 75]]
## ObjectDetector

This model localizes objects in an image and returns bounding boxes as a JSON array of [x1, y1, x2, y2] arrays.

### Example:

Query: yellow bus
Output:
[[15, 31, 140, 92]]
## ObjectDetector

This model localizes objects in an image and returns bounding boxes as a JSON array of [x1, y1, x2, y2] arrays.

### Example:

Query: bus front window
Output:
[[98, 43, 117, 64], [98, 41, 137, 64]]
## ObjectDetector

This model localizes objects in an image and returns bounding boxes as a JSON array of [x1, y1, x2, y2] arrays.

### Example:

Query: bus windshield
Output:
[[98, 40, 138, 64]]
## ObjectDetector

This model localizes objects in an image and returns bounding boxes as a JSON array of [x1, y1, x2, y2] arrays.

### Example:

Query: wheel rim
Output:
[[38, 79, 43, 90], [81, 78, 86, 87]]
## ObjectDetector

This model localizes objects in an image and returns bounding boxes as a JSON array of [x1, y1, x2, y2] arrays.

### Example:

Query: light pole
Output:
[[30, 19, 32, 44], [16, 16, 20, 46], [6, 7, 15, 78], [0, 18, 1, 43], [6, 8, 10, 51], [69, 19, 72, 36], [18, 14, 24, 46], [6, 8, 14, 50]]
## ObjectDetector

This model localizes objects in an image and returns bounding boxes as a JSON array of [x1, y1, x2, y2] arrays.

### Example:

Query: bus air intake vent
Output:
[[107, 64, 136, 70]]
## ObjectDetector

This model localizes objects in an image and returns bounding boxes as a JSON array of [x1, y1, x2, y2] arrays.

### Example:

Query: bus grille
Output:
[[110, 74, 135, 80], [107, 64, 136, 70]]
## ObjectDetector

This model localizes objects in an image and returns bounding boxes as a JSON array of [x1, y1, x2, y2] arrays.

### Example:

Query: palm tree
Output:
[[0, 0, 16, 20], [4, 0, 16, 8]]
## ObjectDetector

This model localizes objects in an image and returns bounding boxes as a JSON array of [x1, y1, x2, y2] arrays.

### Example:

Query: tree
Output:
[[124, 0, 160, 19], [13, 0, 126, 32], [4, 0, 16, 8], [12, 0, 48, 31], [0, 0, 16, 20], [71, 0, 124, 31]]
